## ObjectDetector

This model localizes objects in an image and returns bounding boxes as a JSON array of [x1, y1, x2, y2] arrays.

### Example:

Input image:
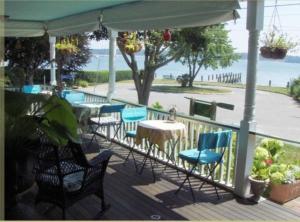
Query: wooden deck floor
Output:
[[10, 142, 300, 220]]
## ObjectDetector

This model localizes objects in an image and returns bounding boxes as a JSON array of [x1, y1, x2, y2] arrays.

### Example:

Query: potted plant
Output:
[[249, 146, 271, 203], [269, 164, 300, 204], [260, 31, 298, 59], [5, 91, 79, 214]]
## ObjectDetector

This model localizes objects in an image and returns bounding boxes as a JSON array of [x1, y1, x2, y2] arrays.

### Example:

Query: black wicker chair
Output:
[[34, 139, 113, 219]]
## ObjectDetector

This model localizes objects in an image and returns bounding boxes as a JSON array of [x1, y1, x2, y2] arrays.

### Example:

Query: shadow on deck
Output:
[[9, 141, 300, 220]]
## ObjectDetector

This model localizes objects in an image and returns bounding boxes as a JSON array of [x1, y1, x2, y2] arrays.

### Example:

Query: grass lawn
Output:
[[279, 143, 300, 165], [150, 85, 231, 94], [151, 79, 290, 96]]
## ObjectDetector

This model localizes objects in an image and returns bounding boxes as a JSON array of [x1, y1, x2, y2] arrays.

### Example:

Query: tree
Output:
[[55, 34, 91, 86], [4, 34, 91, 86], [117, 31, 182, 105], [90, 29, 182, 105], [171, 25, 239, 87], [4, 35, 49, 84]]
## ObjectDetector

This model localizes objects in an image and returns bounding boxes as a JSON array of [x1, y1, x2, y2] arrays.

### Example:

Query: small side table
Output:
[[135, 120, 186, 181]]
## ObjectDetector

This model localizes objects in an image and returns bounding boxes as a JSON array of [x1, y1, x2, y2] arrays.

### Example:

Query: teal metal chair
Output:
[[175, 130, 232, 202], [121, 106, 147, 169], [89, 104, 126, 147], [65, 92, 85, 104]]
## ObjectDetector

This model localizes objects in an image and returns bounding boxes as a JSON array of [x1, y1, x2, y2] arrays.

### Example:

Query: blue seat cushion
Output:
[[179, 149, 222, 164], [125, 130, 136, 138], [22, 85, 41, 94]]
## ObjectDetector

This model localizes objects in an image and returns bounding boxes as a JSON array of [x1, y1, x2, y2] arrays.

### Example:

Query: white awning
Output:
[[3, 0, 240, 37]]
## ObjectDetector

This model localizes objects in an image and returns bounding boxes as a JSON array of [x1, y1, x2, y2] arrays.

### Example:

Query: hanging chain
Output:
[[268, 0, 282, 32]]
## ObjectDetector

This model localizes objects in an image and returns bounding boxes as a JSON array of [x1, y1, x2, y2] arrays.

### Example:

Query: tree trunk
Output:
[[136, 69, 155, 105], [28, 73, 34, 85]]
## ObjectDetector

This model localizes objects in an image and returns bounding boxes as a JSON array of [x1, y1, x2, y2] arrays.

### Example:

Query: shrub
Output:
[[76, 79, 89, 88], [290, 77, 300, 100], [75, 70, 132, 83], [151, 101, 163, 110], [176, 74, 190, 87]]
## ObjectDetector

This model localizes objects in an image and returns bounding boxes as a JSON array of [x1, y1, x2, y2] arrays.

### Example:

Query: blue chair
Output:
[[60, 89, 73, 99], [65, 92, 85, 104], [22, 85, 41, 94], [121, 107, 147, 168], [89, 104, 126, 147], [175, 130, 232, 202]]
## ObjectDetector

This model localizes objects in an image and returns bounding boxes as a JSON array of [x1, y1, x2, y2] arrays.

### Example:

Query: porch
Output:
[[11, 140, 300, 220]]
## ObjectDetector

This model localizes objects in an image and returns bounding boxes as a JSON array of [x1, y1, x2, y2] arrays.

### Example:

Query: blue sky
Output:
[[89, 0, 300, 55]]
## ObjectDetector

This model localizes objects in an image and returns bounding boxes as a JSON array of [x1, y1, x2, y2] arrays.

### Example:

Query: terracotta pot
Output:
[[269, 180, 300, 204], [249, 176, 268, 203], [260, 46, 287, 59]]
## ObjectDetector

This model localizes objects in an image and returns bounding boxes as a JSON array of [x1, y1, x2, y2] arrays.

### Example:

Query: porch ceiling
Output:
[[3, 0, 240, 37]]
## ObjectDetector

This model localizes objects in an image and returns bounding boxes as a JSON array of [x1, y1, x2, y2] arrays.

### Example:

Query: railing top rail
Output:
[[79, 91, 300, 143], [250, 131, 300, 145], [110, 98, 241, 131]]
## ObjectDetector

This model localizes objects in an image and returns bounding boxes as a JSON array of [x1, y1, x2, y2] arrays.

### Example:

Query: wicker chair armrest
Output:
[[87, 149, 113, 167]]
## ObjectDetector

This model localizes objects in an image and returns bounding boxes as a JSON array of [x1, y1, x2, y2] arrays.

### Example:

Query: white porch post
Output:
[[234, 0, 264, 197], [49, 36, 57, 86], [107, 29, 117, 102]]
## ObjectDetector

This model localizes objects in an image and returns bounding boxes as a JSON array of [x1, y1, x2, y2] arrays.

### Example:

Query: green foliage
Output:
[[252, 139, 300, 184], [75, 70, 132, 83], [252, 146, 271, 181], [176, 74, 190, 87], [290, 76, 300, 99], [260, 138, 284, 162], [5, 91, 79, 148], [170, 25, 239, 87], [56, 34, 91, 85], [151, 101, 163, 110], [4, 35, 50, 84], [261, 31, 298, 50], [76, 79, 89, 88], [5, 67, 26, 89]]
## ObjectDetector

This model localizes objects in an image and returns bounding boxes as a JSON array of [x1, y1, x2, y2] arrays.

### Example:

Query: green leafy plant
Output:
[[151, 101, 163, 110], [261, 31, 298, 51], [269, 164, 299, 184], [251, 146, 272, 181], [5, 91, 79, 208], [290, 77, 300, 100]]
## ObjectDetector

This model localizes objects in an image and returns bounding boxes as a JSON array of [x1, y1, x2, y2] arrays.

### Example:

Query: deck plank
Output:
[[8, 142, 300, 220]]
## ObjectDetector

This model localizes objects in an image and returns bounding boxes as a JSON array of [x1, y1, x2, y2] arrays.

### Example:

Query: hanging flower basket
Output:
[[260, 46, 287, 59], [260, 31, 298, 60], [118, 32, 142, 55]]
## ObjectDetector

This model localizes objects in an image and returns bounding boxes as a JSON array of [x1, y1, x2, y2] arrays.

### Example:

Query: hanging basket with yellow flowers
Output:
[[118, 32, 142, 55]]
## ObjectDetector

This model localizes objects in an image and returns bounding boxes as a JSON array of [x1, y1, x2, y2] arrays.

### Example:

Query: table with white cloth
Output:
[[135, 120, 186, 181]]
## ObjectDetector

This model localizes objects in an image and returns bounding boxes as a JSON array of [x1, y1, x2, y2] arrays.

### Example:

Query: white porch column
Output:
[[234, 0, 264, 197], [49, 36, 57, 86], [107, 30, 117, 102]]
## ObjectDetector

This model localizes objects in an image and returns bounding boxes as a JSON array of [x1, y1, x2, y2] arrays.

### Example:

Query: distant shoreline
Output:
[[90, 49, 300, 64]]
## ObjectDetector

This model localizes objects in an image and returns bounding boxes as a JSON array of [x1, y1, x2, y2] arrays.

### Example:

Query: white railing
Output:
[[82, 91, 241, 190]]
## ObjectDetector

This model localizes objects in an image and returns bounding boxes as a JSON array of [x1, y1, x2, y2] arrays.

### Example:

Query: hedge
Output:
[[290, 76, 300, 100], [75, 70, 132, 83], [6, 68, 132, 85]]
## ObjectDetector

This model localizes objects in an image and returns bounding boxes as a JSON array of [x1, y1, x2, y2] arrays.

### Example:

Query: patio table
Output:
[[135, 120, 186, 181]]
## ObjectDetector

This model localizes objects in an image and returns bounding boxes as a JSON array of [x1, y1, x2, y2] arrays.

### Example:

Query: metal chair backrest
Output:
[[197, 130, 232, 151], [121, 106, 147, 123], [99, 104, 126, 116], [65, 92, 85, 104]]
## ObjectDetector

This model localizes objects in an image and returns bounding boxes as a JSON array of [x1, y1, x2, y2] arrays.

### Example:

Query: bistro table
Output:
[[135, 120, 186, 181]]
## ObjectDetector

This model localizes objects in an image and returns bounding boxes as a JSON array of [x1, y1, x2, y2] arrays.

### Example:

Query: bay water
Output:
[[84, 54, 300, 87]]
